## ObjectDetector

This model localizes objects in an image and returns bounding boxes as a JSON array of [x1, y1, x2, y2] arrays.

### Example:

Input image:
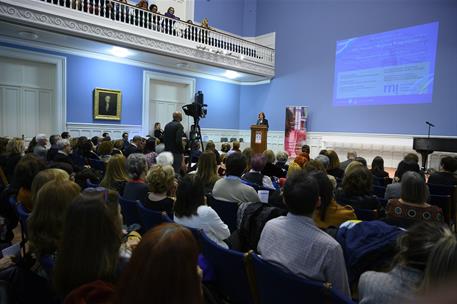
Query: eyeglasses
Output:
[[83, 186, 109, 202]]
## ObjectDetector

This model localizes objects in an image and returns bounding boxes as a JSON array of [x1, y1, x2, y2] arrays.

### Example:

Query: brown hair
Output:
[[6, 137, 25, 155], [262, 150, 275, 164], [117, 223, 203, 304], [195, 151, 219, 188], [30, 168, 69, 205], [327, 150, 341, 170], [342, 166, 372, 196], [54, 191, 122, 297], [97, 140, 114, 156], [100, 154, 129, 190], [28, 180, 81, 257]]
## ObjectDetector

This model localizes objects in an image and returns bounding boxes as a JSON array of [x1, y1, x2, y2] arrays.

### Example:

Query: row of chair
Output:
[[190, 227, 353, 304]]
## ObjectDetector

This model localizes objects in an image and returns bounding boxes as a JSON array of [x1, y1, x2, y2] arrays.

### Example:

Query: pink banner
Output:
[[284, 106, 308, 158]]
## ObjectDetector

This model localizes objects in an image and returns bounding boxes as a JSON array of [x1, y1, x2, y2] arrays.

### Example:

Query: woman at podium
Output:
[[256, 112, 269, 129]]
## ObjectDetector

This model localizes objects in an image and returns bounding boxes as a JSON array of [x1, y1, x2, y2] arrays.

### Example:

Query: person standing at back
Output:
[[163, 112, 185, 174]]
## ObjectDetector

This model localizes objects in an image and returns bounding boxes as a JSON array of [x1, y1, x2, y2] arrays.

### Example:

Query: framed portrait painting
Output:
[[94, 88, 122, 120]]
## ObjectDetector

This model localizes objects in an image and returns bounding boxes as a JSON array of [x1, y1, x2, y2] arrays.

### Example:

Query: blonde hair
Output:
[[100, 154, 129, 189], [6, 137, 25, 155], [31, 169, 70, 207], [344, 160, 364, 177], [97, 141, 114, 156], [287, 161, 302, 177], [146, 165, 174, 194]]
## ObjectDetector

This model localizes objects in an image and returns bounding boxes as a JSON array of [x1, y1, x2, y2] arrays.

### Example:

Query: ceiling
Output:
[[0, 20, 271, 84]]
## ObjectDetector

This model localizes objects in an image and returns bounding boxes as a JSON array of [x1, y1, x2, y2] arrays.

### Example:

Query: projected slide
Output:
[[333, 22, 439, 106]]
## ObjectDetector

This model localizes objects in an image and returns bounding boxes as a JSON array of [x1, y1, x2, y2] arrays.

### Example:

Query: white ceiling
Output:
[[0, 20, 271, 84]]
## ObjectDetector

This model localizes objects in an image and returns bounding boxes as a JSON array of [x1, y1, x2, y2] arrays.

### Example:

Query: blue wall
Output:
[[0, 41, 241, 129], [236, 0, 457, 135]]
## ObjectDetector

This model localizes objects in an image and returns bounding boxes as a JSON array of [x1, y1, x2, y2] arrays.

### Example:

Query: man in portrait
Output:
[[99, 94, 118, 116]]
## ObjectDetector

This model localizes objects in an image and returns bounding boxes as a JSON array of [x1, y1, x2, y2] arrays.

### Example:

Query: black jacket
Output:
[[163, 120, 184, 154]]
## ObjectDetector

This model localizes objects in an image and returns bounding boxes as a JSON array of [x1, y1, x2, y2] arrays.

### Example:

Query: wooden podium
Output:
[[250, 125, 268, 154]]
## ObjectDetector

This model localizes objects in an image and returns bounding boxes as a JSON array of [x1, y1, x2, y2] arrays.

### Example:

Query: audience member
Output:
[[195, 151, 220, 194], [61, 132, 70, 139], [310, 171, 356, 229], [79, 138, 100, 160], [242, 154, 275, 189], [117, 223, 203, 304], [428, 156, 457, 186], [112, 139, 125, 155], [122, 132, 129, 150], [124, 136, 144, 157], [156, 151, 174, 167], [422, 229, 457, 292], [53, 139, 74, 168], [0, 137, 24, 182], [258, 171, 350, 296], [275, 151, 289, 172], [163, 112, 185, 173], [241, 147, 253, 171], [123, 153, 149, 203], [335, 166, 381, 211], [212, 153, 260, 204], [314, 154, 337, 188], [205, 140, 221, 165], [358, 222, 450, 304], [220, 143, 231, 153], [144, 165, 175, 218], [355, 156, 367, 167], [301, 144, 310, 155], [385, 160, 422, 200], [228, 141, 241, 155], [164, 6, 179, 19], [54, 190, 122, 298], [97, 140, 114, 162], [340, 151, 357, 170], [174, 174, 230, 248], [384, 172, 442, 229], [262, 149, 286, 178], [153, 122, 163, 142], [30, 168, 70, 206], [370, 156, 389, 178], [47, 134, 61, 161], [100, 154, 129, 196], [326, 150, 344, 179], [394, 153, 420, 179], [33, 134, 48, 160], [143, 137, 157, 167]]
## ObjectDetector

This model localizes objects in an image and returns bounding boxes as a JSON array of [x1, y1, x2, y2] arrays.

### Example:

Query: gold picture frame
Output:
[[93, 88, 122, 120]]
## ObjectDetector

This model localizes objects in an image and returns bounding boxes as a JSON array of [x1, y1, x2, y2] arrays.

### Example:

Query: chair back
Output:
[[427, 184, 457, 230], [428, 183, 456, 196], [197, 231, 255, 304], [16, 202, 29, 242], [353, 208, 378, 221], [137, 203, 172, 232], [119, 197, 141, 227], [372, 185, 386, 198], [429, 194, 452, 224], [85, 178, 100, 188], [248, 253, 353, 304], [207, 195, 238, 233]]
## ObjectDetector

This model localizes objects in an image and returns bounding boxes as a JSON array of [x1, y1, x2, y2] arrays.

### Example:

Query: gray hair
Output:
[[315, 155, 330, 169], [127, 153, 148, 179], [56, 139, 70, 150], [156, 152, 174, 166], [276, 151, 288, 162], [401, 171, 428, 204], [36, 134, 47, 143]]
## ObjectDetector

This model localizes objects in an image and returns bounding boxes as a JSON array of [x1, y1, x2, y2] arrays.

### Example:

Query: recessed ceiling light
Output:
[[110, 46, 130, 58], [18, 31, 39, 40], [224, 70, 241, 79]]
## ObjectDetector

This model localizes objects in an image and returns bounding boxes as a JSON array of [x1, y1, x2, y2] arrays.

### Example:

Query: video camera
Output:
[[182, 91, 207, 120]]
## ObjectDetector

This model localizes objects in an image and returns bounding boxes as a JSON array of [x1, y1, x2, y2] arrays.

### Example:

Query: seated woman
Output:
[[144, 165, 175, 218], [358, 222, 451, 304], [326, 150, 345, 180], [428, 156, 457, 186], [335, 166, 381, 211], [262, 149, 286, 179], [0, 137, 25, 182], [242, 154, 275, 190], [205, 140, 221, 165], [96, 140, 114, 162], [30, 168, 69, 205], [385, 160, 419, 199], [0, 179, 81, 303], [195, 151, 220, 194], [384, 171, 443, 229], [143, 137, 157, 168], [54, 190, 123, 300], [100, 154, 129, 196], [310, 171, 357, 229], [371, 156, 389, 179], [123, 153, 149, 203], [116, 223, 203, 304], [174, 175, 230, 248]]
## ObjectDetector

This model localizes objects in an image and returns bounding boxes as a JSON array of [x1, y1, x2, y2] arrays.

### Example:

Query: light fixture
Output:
[[18, 31, 39, 40], [224, 70, 241, 79], [110, 46, 130, 58]]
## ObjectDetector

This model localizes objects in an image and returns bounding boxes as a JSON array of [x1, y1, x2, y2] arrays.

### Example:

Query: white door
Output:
[[148, 79, 191, 135]]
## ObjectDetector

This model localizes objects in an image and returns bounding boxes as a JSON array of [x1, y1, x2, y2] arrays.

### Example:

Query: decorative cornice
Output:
[[0, 0, 275, 77]]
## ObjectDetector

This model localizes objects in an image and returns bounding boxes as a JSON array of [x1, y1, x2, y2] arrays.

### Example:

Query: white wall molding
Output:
[[0, 45, 66, 133], [201, 128, 457, 170], [66, 122, 142, 139]]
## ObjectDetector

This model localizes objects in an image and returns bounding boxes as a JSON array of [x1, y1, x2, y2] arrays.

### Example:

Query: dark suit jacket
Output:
[[53, 152, 74, 167], [163, 120, 184, 154], [428, 172, 457, 186], [123, 144, 140, 157], [256, 119, 269, 129]]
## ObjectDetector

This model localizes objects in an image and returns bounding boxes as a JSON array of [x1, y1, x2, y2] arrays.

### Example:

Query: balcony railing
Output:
[[31, 0, 275, 67]]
